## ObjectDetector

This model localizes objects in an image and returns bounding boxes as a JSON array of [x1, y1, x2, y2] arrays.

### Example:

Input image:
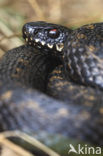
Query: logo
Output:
[[68, 144, 101, 155], [68, 144, 78, 154]]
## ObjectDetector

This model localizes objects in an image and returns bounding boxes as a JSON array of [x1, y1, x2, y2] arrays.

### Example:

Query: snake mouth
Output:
[[24, 36, 64, 52]]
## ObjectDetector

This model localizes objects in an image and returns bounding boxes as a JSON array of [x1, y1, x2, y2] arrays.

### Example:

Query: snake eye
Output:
[[48, 29, 60, 38]]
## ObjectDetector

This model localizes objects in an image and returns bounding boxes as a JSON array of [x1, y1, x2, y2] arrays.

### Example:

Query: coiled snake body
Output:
[[0, 21, 103, 146]]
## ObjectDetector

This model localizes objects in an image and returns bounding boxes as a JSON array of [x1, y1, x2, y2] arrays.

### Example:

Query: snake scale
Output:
[[0, 21, 103, 146]]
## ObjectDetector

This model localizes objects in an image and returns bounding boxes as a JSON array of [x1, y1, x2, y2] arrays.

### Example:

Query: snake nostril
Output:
[[33, 29, 39, 35], [22, 24, 30, 41]]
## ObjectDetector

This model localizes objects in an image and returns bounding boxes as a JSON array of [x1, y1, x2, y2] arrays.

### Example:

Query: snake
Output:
[[0, 21, 103, 147]]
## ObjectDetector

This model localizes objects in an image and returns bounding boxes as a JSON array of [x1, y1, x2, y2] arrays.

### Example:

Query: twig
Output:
[[27, 0, 46, 21], [0, 133, 34, 156], [0, 33, 21, 42], [0, 131, 60, 156]]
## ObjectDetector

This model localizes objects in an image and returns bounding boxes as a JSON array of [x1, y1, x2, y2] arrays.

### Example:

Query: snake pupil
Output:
[[48, 29, 60, 38]]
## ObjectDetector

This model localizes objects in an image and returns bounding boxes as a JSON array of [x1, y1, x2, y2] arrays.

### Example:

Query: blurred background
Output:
[[0, 0, 103, 56]]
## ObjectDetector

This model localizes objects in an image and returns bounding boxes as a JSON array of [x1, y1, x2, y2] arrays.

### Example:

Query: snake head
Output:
[[22, 21, 72, 54]]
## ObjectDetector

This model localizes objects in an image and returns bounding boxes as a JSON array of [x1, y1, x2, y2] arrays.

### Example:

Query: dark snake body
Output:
[[0, 22, 103, 146]]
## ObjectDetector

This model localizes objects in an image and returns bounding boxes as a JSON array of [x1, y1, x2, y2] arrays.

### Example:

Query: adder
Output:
[[0, 21, 103, 146]]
